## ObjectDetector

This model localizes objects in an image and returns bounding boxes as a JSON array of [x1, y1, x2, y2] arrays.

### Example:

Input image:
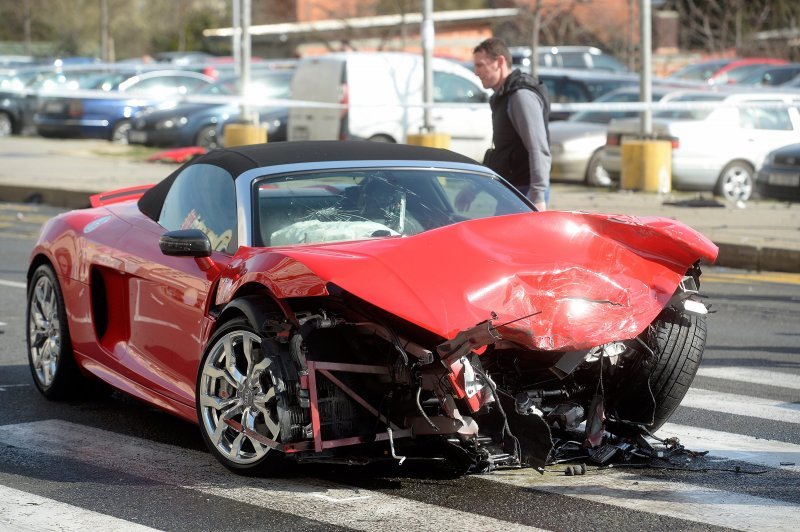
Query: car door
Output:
[[431, 70, 491, 161], [121, 163, 237, 406]]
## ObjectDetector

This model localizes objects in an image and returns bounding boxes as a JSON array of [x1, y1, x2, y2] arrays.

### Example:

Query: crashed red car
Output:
[[27, 141, 717, 474]]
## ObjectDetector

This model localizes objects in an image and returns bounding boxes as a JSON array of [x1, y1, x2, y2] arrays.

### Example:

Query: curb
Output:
[[0, 185, 95, 209], [715, 242, 800, 273]]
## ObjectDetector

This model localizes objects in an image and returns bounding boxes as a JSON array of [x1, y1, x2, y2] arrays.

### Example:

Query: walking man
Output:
[[471, 37, 551, 211]]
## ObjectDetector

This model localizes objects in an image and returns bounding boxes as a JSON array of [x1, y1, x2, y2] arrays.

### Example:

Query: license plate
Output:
[[128, 131, 147, 144], [44, 102, 64, 113], [291, 126, 309, 141], [768, 173, 800, 187]]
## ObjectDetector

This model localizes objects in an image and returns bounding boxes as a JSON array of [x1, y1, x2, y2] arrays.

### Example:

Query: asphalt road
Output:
[[0, 201, 798, 531]]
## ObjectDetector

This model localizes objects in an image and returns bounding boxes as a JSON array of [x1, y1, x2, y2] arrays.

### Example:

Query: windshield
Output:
[[571, 91, 639, 123], [669, 60, 731, 81], [254, 168, 531, 246], [652, 93, 726, 120]]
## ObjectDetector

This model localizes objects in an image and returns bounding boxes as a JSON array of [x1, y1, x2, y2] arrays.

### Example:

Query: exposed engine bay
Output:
[[213, 266, 710, 474]]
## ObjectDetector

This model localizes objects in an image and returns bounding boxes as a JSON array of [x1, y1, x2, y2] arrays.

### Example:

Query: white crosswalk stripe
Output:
[[489, 467, 798, 532], [658, 423, 800, 472], [1, 380, 799, 530], [0, 420, 546, 532], [696, 367, 800, 391], [0, 485, 160, 532], [681, 387, 800, 424]]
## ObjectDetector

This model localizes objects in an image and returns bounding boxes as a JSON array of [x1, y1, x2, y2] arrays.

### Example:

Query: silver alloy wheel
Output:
[[719, 163, 753, 202], [28, 274, 62, 388], [196, 125, 219, 150], [199, 329, 282, 465], [111, 120, 131, 144], [0, 112, 12, 137], [585, 150, 612, 187]]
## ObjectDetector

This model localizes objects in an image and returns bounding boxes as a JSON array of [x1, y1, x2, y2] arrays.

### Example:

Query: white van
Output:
[[288, 52, 492, 161]]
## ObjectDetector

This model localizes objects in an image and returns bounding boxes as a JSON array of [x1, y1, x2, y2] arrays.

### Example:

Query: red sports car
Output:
[[27, 141, 717, 474]]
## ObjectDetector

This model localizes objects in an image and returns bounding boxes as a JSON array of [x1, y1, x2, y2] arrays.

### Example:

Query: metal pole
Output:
[[232, 0, 241, 78], [640, 0, 652, 136], [100, 0, 109, 63], [240, 0, 252, 123], [421, 0, 434, 133]]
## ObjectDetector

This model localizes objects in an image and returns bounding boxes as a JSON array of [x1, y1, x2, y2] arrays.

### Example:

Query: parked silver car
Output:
[[550, 86, 682, 186], [603, 91, 800, 201]]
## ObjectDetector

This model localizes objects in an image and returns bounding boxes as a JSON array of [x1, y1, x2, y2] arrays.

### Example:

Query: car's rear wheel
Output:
[[0, 112, 13, 137], [195, 125, 219, 150], [612, 306, 706, 432], [716, 161, 754, 202], [584, 149, 612, 187], [27, 264, 81, 399], [197, 318, 289, 474]]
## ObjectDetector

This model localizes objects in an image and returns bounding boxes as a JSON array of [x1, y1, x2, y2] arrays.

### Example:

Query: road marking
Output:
[[659, 423, 800, 471], [0, 420, 546, 532], [703, 271, 800, 286], [490, 467, 799, 532], [0, 484, 160, 532], [0, 279, 26, 289], [0, 384, 29, 392], [696, 367, 800, 390], [682, 388, 800, 424]]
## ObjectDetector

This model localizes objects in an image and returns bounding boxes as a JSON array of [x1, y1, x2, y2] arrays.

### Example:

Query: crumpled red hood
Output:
[[229, 211, 717, 351]]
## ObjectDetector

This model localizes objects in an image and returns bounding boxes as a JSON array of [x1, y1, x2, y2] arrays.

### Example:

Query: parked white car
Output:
[[550, 85, 684, 186], [603, 91, 800, 201], [288, 52, 491, 161]]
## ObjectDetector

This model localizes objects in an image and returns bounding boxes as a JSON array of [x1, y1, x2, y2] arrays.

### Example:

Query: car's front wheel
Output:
[[716, 161, 754, 202], [197, 318, 290, 474], [611, 306, 706, 432], [27, 264, 81, 399]]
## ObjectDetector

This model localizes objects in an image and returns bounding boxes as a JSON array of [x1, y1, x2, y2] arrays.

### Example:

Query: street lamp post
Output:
[[421, 0, 433, 133]]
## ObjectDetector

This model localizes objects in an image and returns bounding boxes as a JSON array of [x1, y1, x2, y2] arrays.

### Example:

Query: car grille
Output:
[[774, 154, 800, 167]]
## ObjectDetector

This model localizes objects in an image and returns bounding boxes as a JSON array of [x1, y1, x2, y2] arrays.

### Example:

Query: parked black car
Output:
[[755, 143, 800, 201], [537, 68, 638, 120]]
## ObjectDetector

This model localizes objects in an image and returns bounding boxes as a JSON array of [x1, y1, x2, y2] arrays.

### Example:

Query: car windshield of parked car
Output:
[[582, 78, 637, 100], [669, 60, 732, 81], [721, 64, 775, 84], [652, 93, 727, 120], [254, 168, 531, 246], [570, 90, 644, 123]]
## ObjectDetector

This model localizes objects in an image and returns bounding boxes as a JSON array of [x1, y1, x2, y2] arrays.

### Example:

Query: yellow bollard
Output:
[[620, 139, 672, 193], [223, 123, 267, 147], [406, 132, 451, 150]]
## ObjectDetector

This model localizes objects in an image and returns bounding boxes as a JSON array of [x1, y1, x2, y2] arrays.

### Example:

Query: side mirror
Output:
[[159, 229, 212, 258]]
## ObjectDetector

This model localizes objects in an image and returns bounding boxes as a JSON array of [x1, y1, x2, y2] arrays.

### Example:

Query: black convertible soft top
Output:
[[138, 140, 479, 221]]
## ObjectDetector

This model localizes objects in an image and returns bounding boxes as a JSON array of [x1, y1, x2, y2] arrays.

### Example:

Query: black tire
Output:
[[26, 264, 81, 399], [614, 306, 706, 431], [584, 149, 612, 187], [196, 317, 290, 475]]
